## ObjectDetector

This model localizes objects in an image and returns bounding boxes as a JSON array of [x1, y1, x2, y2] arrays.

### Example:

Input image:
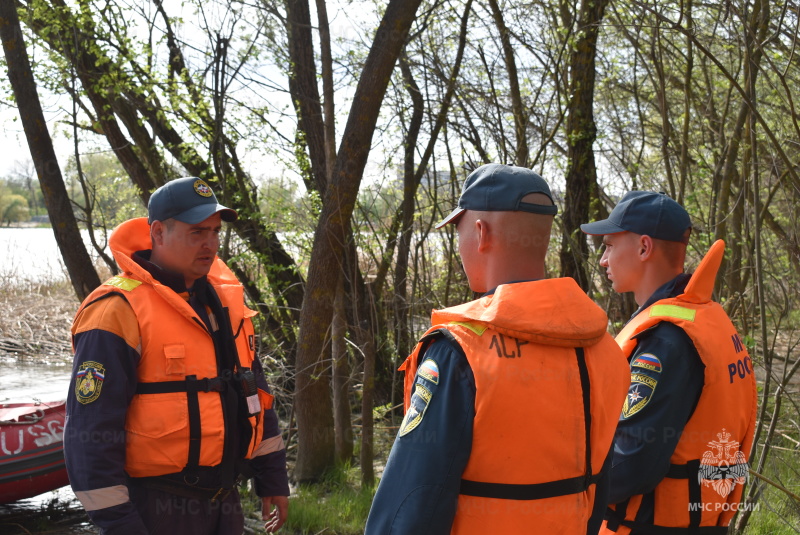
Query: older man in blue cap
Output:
[[581, 191, 757, 534], [366, 164, 630, 534], [65, 177, 289, 535]]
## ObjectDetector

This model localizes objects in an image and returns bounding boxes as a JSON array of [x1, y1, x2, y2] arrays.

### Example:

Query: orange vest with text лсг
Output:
[[401, 278, 630, 534], [73, 218, 271, 477], [602, 240, 758, 535]]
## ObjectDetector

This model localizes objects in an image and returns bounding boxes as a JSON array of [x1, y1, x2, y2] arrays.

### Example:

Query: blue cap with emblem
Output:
[[436, 163, 558, 229], [580, 191, 691, 243], [148, 177, 238, 224]]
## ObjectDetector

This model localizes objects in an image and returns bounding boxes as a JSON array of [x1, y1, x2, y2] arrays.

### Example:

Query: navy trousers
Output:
[[128, 485, 245, 535]]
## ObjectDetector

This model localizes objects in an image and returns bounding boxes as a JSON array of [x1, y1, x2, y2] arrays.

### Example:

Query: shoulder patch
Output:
[[621, 373, 657, 419], [75, 361, 106, 404], [631, 353, 662, 373], [104, 276, 142, 292], [418, 358, 440, 385], [398, 383, 433, 437]]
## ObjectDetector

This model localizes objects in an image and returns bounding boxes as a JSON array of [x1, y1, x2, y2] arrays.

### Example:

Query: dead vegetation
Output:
[[0, 281, 76, 362]]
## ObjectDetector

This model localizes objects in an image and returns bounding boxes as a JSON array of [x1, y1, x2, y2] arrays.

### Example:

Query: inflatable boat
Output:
[[0, 399, 68, 503]]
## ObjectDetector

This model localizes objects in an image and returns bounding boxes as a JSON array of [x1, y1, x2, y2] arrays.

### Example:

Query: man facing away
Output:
[[581, 191, 758, 534], [365, 163, 630, 534], [65, 177, 289, 534]]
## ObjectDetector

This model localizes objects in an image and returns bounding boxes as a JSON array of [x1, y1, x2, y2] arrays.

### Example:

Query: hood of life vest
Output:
[[108, 217, 241, 288], [431, 277, 608, 348]]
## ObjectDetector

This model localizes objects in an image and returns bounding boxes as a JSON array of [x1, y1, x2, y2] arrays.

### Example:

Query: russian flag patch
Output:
[[632, 353, 662, 373]]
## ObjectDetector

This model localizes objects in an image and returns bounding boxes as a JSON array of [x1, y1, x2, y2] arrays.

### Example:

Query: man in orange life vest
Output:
[[581, 192, 757, 534], [65, 178, 289, 534], [365, 163, 630, 534]]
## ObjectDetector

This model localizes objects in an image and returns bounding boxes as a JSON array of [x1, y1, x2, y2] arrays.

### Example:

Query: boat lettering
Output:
[[34, 419, 65, 447], [1, 429, 25, 455]]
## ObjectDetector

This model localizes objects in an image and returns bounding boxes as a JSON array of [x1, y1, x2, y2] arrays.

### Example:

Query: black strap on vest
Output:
[[186, 376, 202, 470], [667, 459, 702, 530], [607, 520, 728, 535], [605, 460, 730, 535], [460, 347, 597, 501], [575, 346, 593, 488], [135, 377, 227, 394], [460, 472, 603, 501], [605, 499, 630, 532]]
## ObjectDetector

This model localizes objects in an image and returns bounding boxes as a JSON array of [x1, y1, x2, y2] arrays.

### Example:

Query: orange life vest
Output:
[[602, 240, 758, 534], [73, 218, 272, 479], [401, 278, 630, 534]]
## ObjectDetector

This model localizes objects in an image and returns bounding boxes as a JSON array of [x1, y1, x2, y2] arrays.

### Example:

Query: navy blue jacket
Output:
[[608, 275, 705, 523]]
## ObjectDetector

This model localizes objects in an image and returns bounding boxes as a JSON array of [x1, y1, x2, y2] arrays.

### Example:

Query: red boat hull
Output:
[[0, 400, 69, 503]]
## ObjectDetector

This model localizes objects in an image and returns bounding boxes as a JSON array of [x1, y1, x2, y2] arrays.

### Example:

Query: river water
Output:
[[0, 227, 92, 285]]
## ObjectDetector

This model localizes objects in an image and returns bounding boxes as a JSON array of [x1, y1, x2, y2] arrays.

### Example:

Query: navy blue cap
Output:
[[436, 164, 557, 229], [580, 191, 691, 242], [148, 177, 237, 224]]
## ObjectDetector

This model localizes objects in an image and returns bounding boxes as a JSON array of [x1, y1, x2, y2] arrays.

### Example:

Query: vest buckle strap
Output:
[[136, 376, 228, 394], [460, 472, 601, 501]]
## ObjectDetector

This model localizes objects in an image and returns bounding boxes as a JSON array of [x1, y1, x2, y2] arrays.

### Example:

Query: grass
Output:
[[239, 463, 375, 535], [740, 445, 800, 534], [283, 481, 374, 534]]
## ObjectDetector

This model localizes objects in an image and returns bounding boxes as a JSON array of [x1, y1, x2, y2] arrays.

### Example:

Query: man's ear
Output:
[[150, 221, 164, 247], [639, 235, 654, 261], [475, 219, 491, 253]]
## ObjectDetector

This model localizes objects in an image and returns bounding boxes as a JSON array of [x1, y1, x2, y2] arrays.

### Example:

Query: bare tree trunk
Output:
[[487, 0, 528, 167], [332, 276, 353, 463], [559, 0, 609, 290], [293, 0, 423, 482], [677, 0, 693, 205], [358, 322, 376, 487], [0, 0, 100, 300], [345, 249, 376, 487], [286, 0, 328, 194], [393, 51, 425, 356], [315, 0, 336, 183]]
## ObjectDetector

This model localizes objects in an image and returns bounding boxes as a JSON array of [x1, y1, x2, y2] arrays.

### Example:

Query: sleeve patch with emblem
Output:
[[75, 361, 106, 404], [631, 353, 662, 373], [398, 383, 433, 437], [621, 372, 657, 419], [417, 358, 440, 384]]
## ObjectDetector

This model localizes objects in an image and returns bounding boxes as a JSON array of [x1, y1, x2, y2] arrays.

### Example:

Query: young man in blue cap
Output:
[[65, 177, 289, 534], [365, 164, 630, 534], [581, 191, 757, 534]]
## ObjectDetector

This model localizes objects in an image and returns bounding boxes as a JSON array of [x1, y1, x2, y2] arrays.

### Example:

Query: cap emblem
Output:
[[194, 179, 213, 197]]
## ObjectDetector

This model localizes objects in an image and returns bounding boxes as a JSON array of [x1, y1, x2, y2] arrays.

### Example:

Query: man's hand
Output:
[[261, 495, 288, 533]]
